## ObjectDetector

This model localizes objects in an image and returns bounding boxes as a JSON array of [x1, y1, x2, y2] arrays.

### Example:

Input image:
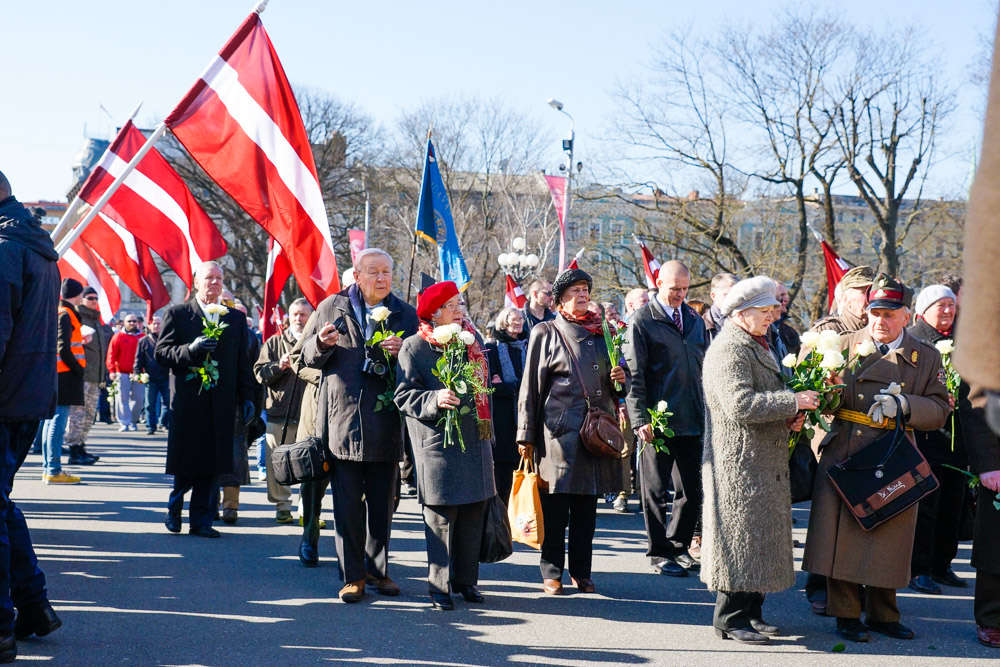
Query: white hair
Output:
[[195, 261, 223, 279], [353, 248, 394, 271]]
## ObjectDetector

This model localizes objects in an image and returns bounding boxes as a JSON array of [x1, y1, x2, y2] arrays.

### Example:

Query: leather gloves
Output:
[[189, 336, 218, 355], [866, 382, 909, 424], [243, 400, 255, 425]]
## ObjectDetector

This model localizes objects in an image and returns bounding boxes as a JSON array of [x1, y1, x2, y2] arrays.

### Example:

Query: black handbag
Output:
[[789, 439, 817, 504], [480, 494, 514, 563], [271, 367, 332, 486], [826, 396, 939, 531]]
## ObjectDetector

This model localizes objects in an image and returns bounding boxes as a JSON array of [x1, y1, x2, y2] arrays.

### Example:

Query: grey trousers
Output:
[[422, 500, 486, 594]]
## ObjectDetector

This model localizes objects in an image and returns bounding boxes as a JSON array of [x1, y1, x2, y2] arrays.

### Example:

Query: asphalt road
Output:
[[10, 423, 997, 666]]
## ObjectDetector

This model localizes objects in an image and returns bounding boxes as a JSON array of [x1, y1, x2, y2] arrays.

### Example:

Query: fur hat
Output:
[[552, 268, 592, 304], [417, 281, 459, 321], [914, 284, 956, 316], [720, 276, 779, 316], [60, 278, 83, 299]]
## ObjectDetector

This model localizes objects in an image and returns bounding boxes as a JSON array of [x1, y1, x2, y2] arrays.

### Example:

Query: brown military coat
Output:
[[802, 328, 950, 589], [809, 309, 866, 335]]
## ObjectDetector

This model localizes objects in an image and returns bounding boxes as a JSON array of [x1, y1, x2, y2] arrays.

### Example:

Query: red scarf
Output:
[[418, 319, 493, 439], [557, 307, 605, 335]]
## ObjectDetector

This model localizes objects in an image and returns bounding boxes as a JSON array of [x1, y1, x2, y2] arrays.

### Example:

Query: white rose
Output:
[[458, 331, 476, 346], [800, 331, 820, 349], [432, 326, 454, 345], [819, 352, 844, 371], [656, 400, 669, 413], [449, 322, 463, 336], [818, 330, 841, 346], [855, 340, 877, 357], [781, 353, 797, 368], [935, 339, 955, 356], [371, 306, 391, 323], [205, 303, 229, 316]]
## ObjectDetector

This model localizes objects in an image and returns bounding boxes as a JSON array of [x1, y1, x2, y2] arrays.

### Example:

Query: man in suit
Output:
[[154, 261, 255, 538], [803, 274, 950, 643], [302, 248, 418, 602], [625, 260, 708, 577]]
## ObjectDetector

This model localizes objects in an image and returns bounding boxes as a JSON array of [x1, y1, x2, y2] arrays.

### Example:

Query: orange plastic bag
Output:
[[508, 457, 544, 550]]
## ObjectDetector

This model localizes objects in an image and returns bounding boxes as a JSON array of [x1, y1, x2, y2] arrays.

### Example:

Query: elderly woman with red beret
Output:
[[395, 281, 496, 611]]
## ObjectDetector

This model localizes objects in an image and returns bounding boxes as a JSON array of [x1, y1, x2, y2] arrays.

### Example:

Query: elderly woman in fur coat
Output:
[[701, 276, 819, 645]]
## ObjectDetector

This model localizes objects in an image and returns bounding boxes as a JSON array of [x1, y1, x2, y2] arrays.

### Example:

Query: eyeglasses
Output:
[[539, 290, 552, 297], [84, 296, 98, 302]]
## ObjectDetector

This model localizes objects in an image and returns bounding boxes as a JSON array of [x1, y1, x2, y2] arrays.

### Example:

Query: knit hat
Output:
[[720, 276, 779, 316], [914, 285, 956, 316], [81, 286, 98, 298], [551, 268, 592, 304], [60, 278, 84, 299], [417, 281, 459, 321]]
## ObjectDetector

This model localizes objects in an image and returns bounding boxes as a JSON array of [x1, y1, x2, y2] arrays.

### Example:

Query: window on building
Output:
[[589, 221, 602, 238], [567, 221, 579, 241]]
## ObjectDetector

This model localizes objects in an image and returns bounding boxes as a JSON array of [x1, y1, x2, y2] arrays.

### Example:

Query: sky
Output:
[[2, 0, 996, 202]]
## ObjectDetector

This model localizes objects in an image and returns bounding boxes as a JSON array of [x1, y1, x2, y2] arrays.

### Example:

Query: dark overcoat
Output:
[[303, 289, 418, 462], [967, 386, 1000, 574], [516, 316, 631, 496], [154, 300, 254, 477], [394, 333, 496, 507], [802, 328, 950, 589], [908, 319, 968, 467], [485, 338, 525, 465]]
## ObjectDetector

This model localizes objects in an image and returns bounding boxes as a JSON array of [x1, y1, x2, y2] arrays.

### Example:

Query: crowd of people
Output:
[[2, 158, 1000, 664]]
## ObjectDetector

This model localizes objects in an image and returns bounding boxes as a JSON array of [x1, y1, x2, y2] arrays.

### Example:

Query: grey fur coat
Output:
[[700, 321, 799, 593]]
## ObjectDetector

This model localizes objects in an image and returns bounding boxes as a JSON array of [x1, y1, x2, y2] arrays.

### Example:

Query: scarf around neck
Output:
[[418, 319, 493, 439], [558, 307, 604, 335]]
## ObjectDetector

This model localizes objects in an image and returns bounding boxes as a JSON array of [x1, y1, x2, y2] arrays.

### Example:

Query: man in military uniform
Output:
[[811, 266, 875, 334], [803, 274, 950, 643]]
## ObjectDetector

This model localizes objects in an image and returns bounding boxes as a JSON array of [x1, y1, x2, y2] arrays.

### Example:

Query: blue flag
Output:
[[415, 138, 471, 290]]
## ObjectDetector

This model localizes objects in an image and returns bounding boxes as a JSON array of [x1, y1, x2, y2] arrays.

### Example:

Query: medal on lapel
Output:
[[910, 350, 918, 364]]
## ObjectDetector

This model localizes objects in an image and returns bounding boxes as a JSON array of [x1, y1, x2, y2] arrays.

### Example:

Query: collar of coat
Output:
[[728, 321, 781, 375], [647, 298, 697, 335], [908, 319, 948, 345], [555, 312, 599, 342], [849, 328, 922, 383]]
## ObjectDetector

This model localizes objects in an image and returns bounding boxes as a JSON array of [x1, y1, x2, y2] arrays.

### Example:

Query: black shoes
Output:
[[67, 445, 98, 466], [675, 552, 700, 572], [932, 568, 969, 588], [454, 585, 484, 603], [298, 540, 318, 567], [652, 559, 688, 577], [836, 618, 871, 642], [908, 575, 942, 595], [189, 526, 221, 538], [750, 618, 780, 636], [714, 627, 770, 645], [0, 635, 13, 664], [866, 620, 915, 640], [14, 600, 61, 639], [429, 592, 454, 610], [221, 509, 238, 524], [164, 514, 181, 534]]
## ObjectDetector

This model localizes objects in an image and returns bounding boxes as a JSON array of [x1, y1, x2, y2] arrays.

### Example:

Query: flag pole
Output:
[[406, 128, 433, 304], [51, 101, 145, 245], [55, 122, 168, 259]]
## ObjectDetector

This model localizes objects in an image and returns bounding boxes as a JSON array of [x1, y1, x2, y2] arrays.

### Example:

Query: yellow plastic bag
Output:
[[508, 457, 544, 550]]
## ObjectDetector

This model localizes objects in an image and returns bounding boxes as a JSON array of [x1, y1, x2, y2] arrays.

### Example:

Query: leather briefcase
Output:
[[826, 396, 939, 531]]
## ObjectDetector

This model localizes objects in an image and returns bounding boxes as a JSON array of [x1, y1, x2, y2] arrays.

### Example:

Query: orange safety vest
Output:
[[56, 306, 87, 373]]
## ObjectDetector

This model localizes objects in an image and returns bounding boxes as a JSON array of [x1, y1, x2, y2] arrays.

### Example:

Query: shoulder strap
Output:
[[550, 322, 591, 403], [280, 339, 302, 445]]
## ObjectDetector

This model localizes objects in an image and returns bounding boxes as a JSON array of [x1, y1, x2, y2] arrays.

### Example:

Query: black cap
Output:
[[81, 286, 98, 298], [866, 273, 913, 311], [552, 268, 593, 303], [60, 278, 84, 299]]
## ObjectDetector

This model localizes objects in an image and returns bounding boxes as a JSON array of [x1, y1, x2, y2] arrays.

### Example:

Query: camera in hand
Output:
[[362, 346, 389, 378], [331, 316, 349, 336]]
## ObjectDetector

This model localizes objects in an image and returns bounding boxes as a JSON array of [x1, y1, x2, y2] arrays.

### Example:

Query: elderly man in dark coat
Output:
[[155, 261, 255, 538], [304, 248, 418, 603], [803, 274, 949, 643], [0, 175, 64, 657], [625, 260, 707, 577]]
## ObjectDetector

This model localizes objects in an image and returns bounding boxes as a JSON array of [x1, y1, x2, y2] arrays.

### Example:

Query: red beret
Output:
[[417, 281, 460, 321]]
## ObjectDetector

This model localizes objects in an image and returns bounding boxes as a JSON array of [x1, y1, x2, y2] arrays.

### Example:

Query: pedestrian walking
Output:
[[134, 315, 171, 435], [62, 286, 103, 465], [106, 313, 144, 432]]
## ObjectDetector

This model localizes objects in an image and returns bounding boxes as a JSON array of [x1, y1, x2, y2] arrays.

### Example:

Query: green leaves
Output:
[[640, 403, 675, 455], [832, 643, 846, 653]]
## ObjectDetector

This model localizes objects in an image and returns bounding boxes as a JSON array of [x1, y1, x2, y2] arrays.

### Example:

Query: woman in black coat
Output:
[[485, 307, 527, 503]]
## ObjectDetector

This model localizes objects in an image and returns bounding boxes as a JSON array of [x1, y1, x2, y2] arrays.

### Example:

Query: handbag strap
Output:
[[549, 322, 592, 405], [280, 345, 303, 446]]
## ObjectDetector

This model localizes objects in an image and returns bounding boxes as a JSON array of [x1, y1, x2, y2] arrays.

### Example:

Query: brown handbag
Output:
[[552, 324, 625, 459]]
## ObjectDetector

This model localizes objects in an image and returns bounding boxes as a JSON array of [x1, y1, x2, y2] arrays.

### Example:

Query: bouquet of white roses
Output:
[[107, 376, 120, 403], [430, 323, 493, 451], [187, 303, 229, 394], [638, 400, 674, 456], [782, 331, 877, 454], [366, 306, 404, 412], [935, 339, 961, 451], [130, 372, 150, 384]]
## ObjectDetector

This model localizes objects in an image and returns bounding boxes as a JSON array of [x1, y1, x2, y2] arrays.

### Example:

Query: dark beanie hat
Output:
[[60, 278, 84, 299], [81, 286, 98, 298], [552, 268, 592, 303]]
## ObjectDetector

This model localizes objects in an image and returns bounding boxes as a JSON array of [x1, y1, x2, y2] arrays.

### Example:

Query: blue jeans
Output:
[[257, 411, 268, 472], [145, 380, 171, 431], [0, 422, 49, 633], [41, 406, 70, 476]]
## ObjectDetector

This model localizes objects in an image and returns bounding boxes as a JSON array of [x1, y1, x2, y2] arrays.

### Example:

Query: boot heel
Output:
[[715, 628, 730, 640]]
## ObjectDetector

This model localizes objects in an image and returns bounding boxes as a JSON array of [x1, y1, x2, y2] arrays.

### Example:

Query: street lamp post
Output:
[[496, 235, 540, 283], [349, 176, 371, 247], [548, 98, 575, 272]]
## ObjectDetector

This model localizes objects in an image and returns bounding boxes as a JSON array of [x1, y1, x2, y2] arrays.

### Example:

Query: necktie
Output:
[[673, 307, 683, 334], [878, 343, 889, 355]]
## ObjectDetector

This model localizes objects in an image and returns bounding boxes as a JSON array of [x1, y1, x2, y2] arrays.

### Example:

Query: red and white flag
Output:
[[567, 247, 584, 270], [262, 237, 293, 341], [504, 274, 526, 309], [80, 213, 171, 320], [77, 120, 225, 287], [165, 12, 340, 306], [543, 174, 568, 272], [58, 239, 121, 323], [635, 236, 661, 289], [821, 239, 852, 311]]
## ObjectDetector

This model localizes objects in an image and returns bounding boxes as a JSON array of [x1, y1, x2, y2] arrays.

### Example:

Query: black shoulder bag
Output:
[[271, 360, 332, 486]]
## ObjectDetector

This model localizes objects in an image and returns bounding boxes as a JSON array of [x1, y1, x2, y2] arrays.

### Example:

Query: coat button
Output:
[[593, 364, 599, 370], [596, 390, 603, 396], [587, 340, 594, 346], [855, 429, 863, 436], [857, 393, 864, 400]]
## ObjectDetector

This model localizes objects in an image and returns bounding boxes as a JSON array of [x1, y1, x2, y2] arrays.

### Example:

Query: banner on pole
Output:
[[348, 229, 366, 264], [543, 175, 567, 272]]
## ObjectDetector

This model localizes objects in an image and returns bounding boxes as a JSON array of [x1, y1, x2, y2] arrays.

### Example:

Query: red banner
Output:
[[348, 229, 366, 264], [543, 175, 568, 272]]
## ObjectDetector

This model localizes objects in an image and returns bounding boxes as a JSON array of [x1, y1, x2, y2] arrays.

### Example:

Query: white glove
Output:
[[866, 383, 909, 424]]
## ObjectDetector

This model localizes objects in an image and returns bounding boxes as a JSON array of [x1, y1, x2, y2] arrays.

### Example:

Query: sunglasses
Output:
[[84, 296, 98, 301], [539, 290, 552, 296]]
